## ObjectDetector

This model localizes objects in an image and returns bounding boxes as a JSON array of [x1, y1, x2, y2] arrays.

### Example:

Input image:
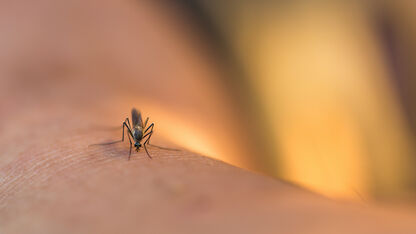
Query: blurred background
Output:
[[1, 0, 416, 202], [188, 0, 416, 201]]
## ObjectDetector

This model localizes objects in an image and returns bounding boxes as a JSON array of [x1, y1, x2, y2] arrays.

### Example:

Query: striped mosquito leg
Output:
[[142, 129, 153, 159], [123, 120, 134, 160], [144, 123, 154, 144]]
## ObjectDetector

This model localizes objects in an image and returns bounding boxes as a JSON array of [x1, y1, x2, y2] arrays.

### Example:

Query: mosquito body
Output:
[[123, 108, 154, 159], [90, 108, 154, 160], [90, 108, 179, 160]]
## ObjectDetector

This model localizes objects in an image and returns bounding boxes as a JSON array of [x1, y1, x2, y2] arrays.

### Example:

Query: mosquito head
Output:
[[134, 142, 142, 151]]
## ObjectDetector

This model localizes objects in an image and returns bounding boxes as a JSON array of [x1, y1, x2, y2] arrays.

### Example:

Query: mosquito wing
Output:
[[131, 108, 143, 127]]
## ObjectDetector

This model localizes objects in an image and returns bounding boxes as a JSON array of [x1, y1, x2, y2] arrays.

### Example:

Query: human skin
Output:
[[0, 1, 416, 233], [1, 92, 416, 234]]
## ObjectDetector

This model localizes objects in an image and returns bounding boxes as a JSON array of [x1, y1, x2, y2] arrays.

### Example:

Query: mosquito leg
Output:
[[144, 130, 153, 145], [143, 125, 179, 151], [142, 127, 154, 159], [89, 119, 135, 161], [144, 123, 154, 133], [122, 122, 125, 141], [144, 123, 154, 144], [142, 129, 152, 138], [122, 121, 132, 141], [125, 118, 132, 129], [143, 144, 151, 159], [143, 117, 149, 128], [127, 132, 133, 160], [142, 130, 153, 159], [122, 120, 135, 160]]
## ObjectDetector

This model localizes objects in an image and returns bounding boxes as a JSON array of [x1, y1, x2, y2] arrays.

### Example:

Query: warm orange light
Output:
[[229, 2, 414, 199]]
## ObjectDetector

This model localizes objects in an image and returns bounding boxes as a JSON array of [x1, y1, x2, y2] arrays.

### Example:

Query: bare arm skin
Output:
[[0, 101, 415, 234], [0, 1, 415, 234]]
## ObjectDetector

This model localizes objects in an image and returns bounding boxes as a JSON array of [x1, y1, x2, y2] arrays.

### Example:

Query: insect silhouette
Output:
[[90, 108, 157, 160]]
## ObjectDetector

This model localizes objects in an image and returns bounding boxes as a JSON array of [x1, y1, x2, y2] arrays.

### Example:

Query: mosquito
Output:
[[90, 108, 156, 160]]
